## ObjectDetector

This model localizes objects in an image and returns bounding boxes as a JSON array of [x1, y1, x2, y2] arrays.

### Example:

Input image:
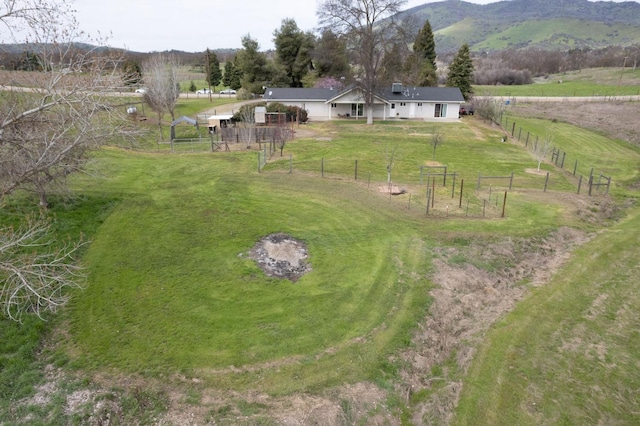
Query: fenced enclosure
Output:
[[499, 113, 613, 195], [256, 156, 577, 219]]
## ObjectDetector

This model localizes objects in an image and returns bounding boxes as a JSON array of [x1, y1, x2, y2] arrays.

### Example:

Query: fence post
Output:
[[561, 152, 566, 169], [443, 166, 448, 186], [451, 172, 456, 199], [426, 188, 431, 215], [511, 122, 516, 136], [525, 131, 530, 147], [502, 191, 508, 218], [420, 165, 424, 184], [509, 172, 514, 190], [432, 179, 436, 208], [544, 172, 550, 192], [573, 159, 578, 176], [518, 128, 522, 141], [258, 152, 261, 173], [459, 179, 464, 208], [577, 175, 583, 194]]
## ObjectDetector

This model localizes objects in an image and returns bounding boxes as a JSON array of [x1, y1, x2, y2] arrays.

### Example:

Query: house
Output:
[[262, 83, 465, 121]]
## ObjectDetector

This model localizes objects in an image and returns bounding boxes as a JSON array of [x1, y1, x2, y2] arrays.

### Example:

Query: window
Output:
[[417, 102, 423, 107], [391, 103, 395, 109], [435, 103, 448, 118], [351, 103, 363, 117], [400, 102, 406, 107], [331, 103, 337, 108]]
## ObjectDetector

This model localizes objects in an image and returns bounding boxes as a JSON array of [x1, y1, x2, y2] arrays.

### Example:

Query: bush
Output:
[[232, 102, 308, 123]]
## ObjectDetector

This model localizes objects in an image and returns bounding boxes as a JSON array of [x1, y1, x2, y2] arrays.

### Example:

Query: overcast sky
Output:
[[73, 0, 637, 53]]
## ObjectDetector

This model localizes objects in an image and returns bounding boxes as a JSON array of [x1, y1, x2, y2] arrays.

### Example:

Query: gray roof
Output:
[[263, 87, 337, 101], [379, 86, 465, 103], [263, 85, 464, 103]]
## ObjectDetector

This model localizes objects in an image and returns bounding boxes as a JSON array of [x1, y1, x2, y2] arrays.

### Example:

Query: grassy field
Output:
[[1, 95, 640, 423], [454, 201, 640, 425], [475, 67, 640, 97]]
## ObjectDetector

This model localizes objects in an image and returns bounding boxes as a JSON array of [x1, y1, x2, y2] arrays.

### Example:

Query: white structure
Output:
[[263, 84, 465, 121]]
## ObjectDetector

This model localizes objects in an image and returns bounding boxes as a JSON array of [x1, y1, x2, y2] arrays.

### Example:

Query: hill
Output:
[[400, 0, 640, 52]]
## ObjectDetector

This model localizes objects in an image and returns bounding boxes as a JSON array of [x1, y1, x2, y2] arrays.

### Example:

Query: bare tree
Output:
[[318, 0, 408, 125], [0, 216, 86, 322], [273, 126, 293, 156], [238, 106, 256, 149], [0, 1, 138, 321], [142, 53, 181, 140], [384, 144, 398, 184], [0, 3, 138, 208], [534, 134, 553, 171], [473, 97, 502, 124], [430, 127, 444, 161]]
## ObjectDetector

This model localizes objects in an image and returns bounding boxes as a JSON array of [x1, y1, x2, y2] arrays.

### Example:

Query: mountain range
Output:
[[400, 0, 640, 52]]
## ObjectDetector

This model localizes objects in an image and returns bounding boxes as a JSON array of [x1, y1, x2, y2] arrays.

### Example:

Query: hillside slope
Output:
[[400, 0, 640, 52]]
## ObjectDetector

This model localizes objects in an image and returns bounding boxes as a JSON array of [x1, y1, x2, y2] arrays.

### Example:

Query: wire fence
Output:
[[499, 113, 612, 195], [259, 156, 566, 219]]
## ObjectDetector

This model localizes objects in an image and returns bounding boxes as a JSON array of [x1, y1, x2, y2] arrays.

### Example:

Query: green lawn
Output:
[[2, 108, 640, 423], [455, 204, 640, 426]]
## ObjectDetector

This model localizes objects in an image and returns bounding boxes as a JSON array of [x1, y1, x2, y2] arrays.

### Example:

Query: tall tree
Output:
[[407, 19, 437, 86], [380, 41, 410, 85], [222, 56, 242, 90], [446, 43, 474, 100], [313, 29, 351, 79], [142, 53, 181, 139], [413, 20, 436, 70], [318, 0, 408, 125], [236, 34, 271, 94], [273, 18, 314, 88], [204, 48, 222, 90]]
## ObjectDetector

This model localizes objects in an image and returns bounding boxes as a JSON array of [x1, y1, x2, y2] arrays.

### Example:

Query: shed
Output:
[[171, 116, 199, 140], [255, 106, 266, 125], [207, 114, 233, 133]]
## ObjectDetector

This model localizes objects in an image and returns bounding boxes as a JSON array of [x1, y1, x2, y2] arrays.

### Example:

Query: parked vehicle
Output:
[[135, 87, 147, 94], [220, 88, 236, 95], [196, 88, 211, 94], [459, 104, 474, 116]]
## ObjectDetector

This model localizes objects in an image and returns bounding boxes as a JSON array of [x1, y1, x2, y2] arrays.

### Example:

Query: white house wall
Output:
[[269, 99, 461, 121]]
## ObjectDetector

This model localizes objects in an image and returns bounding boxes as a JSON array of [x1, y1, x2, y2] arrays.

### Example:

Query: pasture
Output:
[[1, 97, 640, 424]]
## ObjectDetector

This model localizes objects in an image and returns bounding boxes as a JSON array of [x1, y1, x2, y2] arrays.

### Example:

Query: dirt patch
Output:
[[248, 233, 311, 282], [398, 227, 592, 425], [512, 101, 640, 147]]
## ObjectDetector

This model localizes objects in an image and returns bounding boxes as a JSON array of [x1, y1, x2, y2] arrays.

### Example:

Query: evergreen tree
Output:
[[313, 30, 351, 79], [236, 34, 271, 94], [222, 56, 242, 90], [204, 49, 222, 89], [273, 18, 314, 88], [446, 43, 474, 100], [407, 20, 437, 86], [413, 20, 436, 70]]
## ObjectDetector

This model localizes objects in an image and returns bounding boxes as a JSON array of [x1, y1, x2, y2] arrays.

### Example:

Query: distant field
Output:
[[475, 67, 640, 97]]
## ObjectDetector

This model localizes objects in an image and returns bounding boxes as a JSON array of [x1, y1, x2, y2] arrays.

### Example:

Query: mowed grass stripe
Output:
[[454, 207, 640, 425], [66, 149, 432, 388]]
